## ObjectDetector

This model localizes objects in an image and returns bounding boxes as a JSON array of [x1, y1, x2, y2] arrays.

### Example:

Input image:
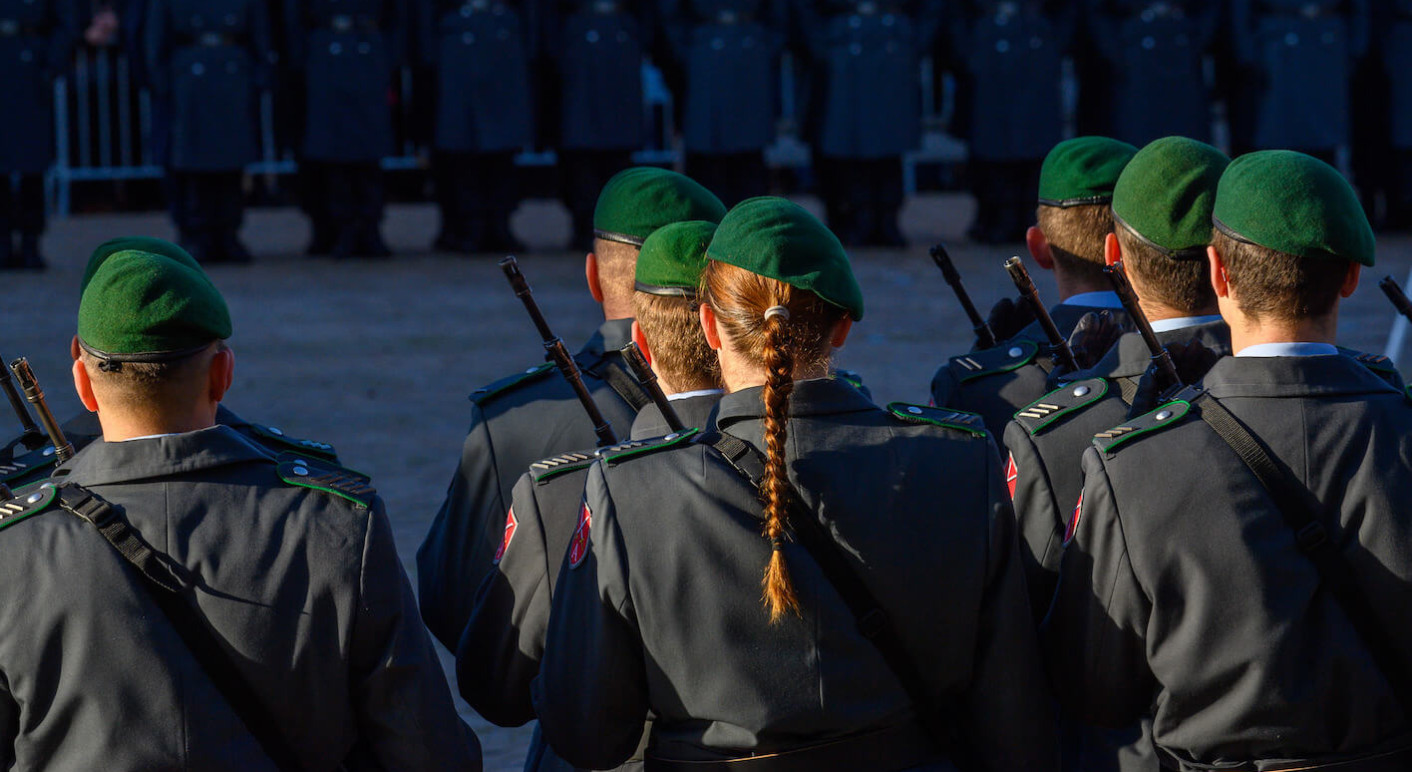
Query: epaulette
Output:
[[598, 427, 700, 467], [1341, 347, 1398, 375], [0, 482, 58, 534], [0, 444, 59, 485], [832, 368, 866, 391], [276, 452, 376, 508], [469, 363, 556, 405], [245, 423, 339, 462], [886, 403, 989, 438], [531, 449, 598, 484], [1093, 398, 1193, 455], [1015, 378, 1109, 436], [948, 340, 1039, 383]]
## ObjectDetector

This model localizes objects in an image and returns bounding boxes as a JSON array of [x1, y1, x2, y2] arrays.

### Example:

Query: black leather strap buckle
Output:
[[1296, 521, 1329, 553], [58, 486, 116, 528]]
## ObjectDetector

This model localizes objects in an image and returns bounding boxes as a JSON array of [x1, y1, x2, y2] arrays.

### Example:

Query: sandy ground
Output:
[[4, 194, 1411, 770]]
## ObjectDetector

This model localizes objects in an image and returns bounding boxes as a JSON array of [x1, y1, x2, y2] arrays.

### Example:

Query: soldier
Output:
[[956, 0, 1073, 245], [458, 219, 723, 772], [417, 167, 726, 650], [284, 0, 406, 259], [0, 0, 74, 270], [1045, 150, 1412, 769], [1232, 0, 1370, 162], [146, 0, 272, 264], [661, 0, 786, 208], [1088, 0, 1219, 146], [930, 136, 1137, 447], [533, 197, 1058, 770], [795, 0, 942, 247], [420, 0, 534, 254], [1383, 0, 1412, 230], [0, 246, 480, 768]]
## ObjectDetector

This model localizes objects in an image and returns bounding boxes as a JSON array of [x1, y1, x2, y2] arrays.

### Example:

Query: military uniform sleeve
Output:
[[352, 496, 482, 770], [1041, 447, 1156, 729], [456, 473, 554, 728], [1002, 420, 1067, 625], [419, 403, 508, 650], [532, 463, 649, 771], [960, 444, 1061, 772]]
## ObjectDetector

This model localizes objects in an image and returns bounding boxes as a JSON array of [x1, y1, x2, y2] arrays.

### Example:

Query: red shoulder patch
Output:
[[493, 507, 518, 565], [1005, 453, 1018, 501], [568, 501, 592, 569], [1064, 492, 1084, 545]]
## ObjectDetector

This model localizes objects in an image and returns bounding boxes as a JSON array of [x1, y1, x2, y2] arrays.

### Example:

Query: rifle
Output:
[[1104, 263, 1183, 396], [930, 244, 997, 349], [0, 351, 44, 452], [1003, 257, 1080, 372], [1379, 275, 1412, 323], [500, 256, 620, 447], [618, 342, 685, 433], [9, 358, 74, 463]]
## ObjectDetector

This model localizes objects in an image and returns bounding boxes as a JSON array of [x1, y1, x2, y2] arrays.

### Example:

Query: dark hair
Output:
[[630, 292, 720, 392], [701, 260, 845, 622], [1211, 229, 1350, 323], [1116, 224, 1216, 314], [80, 341, 226, 411], [1036, 204, 1112, 286]]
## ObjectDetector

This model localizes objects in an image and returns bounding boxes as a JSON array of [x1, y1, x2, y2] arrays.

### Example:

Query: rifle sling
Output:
[[55, 484, 307, 772], [580, 354, 652, 413]]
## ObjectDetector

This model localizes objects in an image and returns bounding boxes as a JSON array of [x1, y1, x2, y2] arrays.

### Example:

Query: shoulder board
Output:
[[531, 449, 599, 484], [1015, 378, 1109, 436], [948, 340, 1040, 383], [886, 403, 989, 438], [598, 427, 700, 466], [245, 423, 339, 462], [832, 368, 866, 390], [1093, 398, 1193, 455], [0, 482, 58, 533], [276, 453, 376, 508], [1340, 347, 1398, 375], [469, 363, 557, 405], [0, 444, 59, 485]]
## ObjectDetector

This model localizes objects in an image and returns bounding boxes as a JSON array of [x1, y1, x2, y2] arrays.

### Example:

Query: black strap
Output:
[[697, 433, 964, 762], [55, 484, 307, 772], [583, 355, 652, 413], [1193, 395, 1412, 717]]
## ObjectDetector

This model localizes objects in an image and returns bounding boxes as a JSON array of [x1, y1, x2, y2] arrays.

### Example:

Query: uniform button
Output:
[[1285, 32, 1299, 46], [1073, 385, 1091, 397], [712, 37, 724, 50], [42, 446, 54, 456], [1008, 346, 1023, 358], [192, 62, 205, 75], [464, 32, 475, 44], [24, 492, 42, 504], [358, 42, 371, 54], [996, 39, 1010, 53], [907, 406, 924, 415], [587, 29, 599, 43], [1155, 410, 1173, 421], [292, 465, 310, 476], [268, 426, 284, 436], [663, 433, 679, 441], [1142, 35, 1155, 49], [330, 42, 343, 54], [524, 367, 538, 373], [850, 42, 862, 55]]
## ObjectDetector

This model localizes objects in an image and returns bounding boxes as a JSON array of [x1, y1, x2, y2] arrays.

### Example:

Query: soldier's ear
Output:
[[1208, 245, 1230, 299], [829, 317, 853, 349], [585, 253, 605, 304], [1027, 227, 1054, 270], [631, 320, 653, 365], [1104, 233, 1122, 267], [700, 303, 723, 351], [1340, 262, 1361, 299], [70, 335, 81, 361], [208, 346, 234, 404], [72, 358, 98, 413]]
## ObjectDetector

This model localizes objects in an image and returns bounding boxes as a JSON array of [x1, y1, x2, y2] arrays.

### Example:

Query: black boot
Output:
[[0, 232, 13, 270], [219, 233, 254, 264], [482, 209, 524, 254], [355, 220, 392, 258]]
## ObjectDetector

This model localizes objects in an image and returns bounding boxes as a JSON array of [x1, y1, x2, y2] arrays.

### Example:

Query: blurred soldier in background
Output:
[[420, 0, 533, 255], [284, 0, 405, 259], [956, 0, 1073, 245], [1089, 0, 1218, 146], [146, 0, 271, 264], [661, 0, 785, 208], [796, 0, 940, 247], [0, 0, 74, 270], [1232, 0, 1368, 164], [1382, 0, 1412, 230]]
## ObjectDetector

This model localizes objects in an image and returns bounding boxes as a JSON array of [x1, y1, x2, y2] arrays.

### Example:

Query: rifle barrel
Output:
[[1379, 276, 1412, 322], [620, 343, 685, 433], [1003, 257, 1079, 371], [9, 358, 73, 462], [930, 244, 997, 349], [0, 351, 42, 447], [1104, 263, 1182, 391]]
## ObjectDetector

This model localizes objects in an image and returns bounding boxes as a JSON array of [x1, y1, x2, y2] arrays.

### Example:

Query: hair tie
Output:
[[763, 305, 790, 322], [770, 535, 785, 551]]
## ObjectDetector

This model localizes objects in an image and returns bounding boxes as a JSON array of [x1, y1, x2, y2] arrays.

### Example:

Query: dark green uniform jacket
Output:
[[457, 393, 721, 772], [419, 318, 644, 649], [0, 426, 479, 770], [1045, 354, 1412, 770], [533, 378, 1059, 771]]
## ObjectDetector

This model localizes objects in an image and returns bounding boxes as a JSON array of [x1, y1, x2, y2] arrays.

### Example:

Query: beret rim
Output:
[[1114, 211, 1209, 261], [77, 338, 216, 364], [594, 229, 647, 247], [1038, 195, 1114, 208], [633, 280, 697, 298]]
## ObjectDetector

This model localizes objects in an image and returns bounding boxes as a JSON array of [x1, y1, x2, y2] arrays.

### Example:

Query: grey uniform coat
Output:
[[533, 379, 1059, 771], [0, 426, 479, 770], [0, 0, 73, 173], [546, 0, 648, 151], [421, 0, 535, 153], [1382, 0, 1412, 148], [1045, 354, 1412, 769], [419, 318, 645, 649], [457, 393, 720, 772]]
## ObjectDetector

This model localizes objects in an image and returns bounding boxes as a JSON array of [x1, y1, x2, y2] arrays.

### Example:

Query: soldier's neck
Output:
[[1227, 313, 1339, 355], [93, 404, 219, 442], [1053, 271, 1111, 304]]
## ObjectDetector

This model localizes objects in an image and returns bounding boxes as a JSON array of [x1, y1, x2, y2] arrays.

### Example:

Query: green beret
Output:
[[1038, 136, 1139, 207], [1214, 150, 1375, 267], [635, 220, 716, 297], [78, 250, 232, 363], [1112, 136, 1230, 259], [706, 197, 864, 320], [81, 237, 203, 294], [593, 167, 727, 246]]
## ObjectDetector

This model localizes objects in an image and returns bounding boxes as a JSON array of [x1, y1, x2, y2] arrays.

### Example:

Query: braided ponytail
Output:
[[760, 302, 800, 623]]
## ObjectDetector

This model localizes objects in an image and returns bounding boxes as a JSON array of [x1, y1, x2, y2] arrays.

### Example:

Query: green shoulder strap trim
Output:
[[246, 423, 339, 462], [276, 453, 376, 508], [1015, 378, 1109, 436], [832, 368, 866, 390], [0, 444, 59, 485], [531, 449, 599, 484], [469, 363, 556, 405], [886, 403, 989, 438], [949, 340, 1040, 384], [0, 482, 58, 533], [600, 427, 701, 467], [1340, 347, 1398, 375], [1094, 399, 1193, 455]]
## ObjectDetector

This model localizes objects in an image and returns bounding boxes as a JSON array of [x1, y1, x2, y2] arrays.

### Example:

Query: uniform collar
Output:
[[714, 377, 876, 431], [1010, 299, 1126, 346], [53, 424, 276, 488], [1201, 352, 1401, 400], [1150, 314, 1225, 333], [629, 391, 724, 439], [1058, 291, 1124, 310], [579, 318, 636, 359], [1063, 320, 1232, 382], [1235, 342, 1340, 358]]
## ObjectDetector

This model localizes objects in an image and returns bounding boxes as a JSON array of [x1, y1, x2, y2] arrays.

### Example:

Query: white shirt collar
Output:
[[668, 388, 724, 401], [117, 433, 183, 442], [1149, 315, 1225, 333], [1059, 291, 1125, 310], [1236, 342, 1340, 358]]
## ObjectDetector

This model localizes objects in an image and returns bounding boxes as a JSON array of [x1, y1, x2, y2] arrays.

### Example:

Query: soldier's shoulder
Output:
[[944, 340, 1041, 384], [597, 427, 702, 468], [0, 482, 60, 536], [529, 448, 600, 485], [884, 402, 989, 439], [1092, 396, 1197, 457], [274, 452, 378, 509], [1014, 377, 1110, 437], [1340, 347, 1398, 375], [239, 422, 339, 462], [0, 443, 61, 487], [469, 362, 558, 407]]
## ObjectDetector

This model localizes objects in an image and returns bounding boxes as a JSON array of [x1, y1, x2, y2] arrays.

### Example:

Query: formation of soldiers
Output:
[[5, 0, 1412, 270], [3, 131, 1412, 771]]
